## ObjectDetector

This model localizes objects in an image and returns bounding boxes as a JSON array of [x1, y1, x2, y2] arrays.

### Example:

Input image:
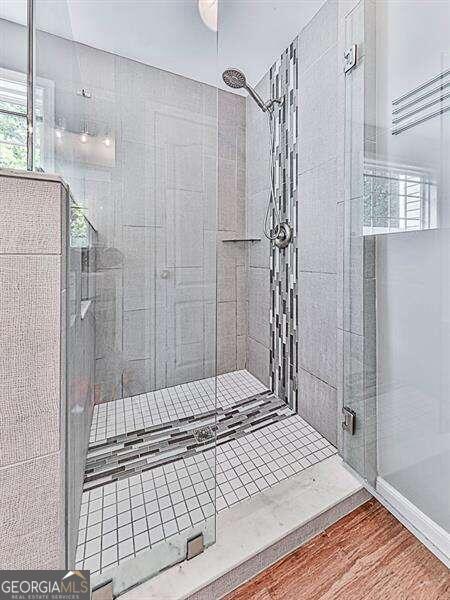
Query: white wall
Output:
[[375, 0, 450, 533]]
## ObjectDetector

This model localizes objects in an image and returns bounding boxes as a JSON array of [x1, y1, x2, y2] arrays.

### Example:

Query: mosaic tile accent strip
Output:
[[269, 39, 299, 411], [84, 391, 293, 492], [90, 370, 267, 444], [76, 371, 337, 577]]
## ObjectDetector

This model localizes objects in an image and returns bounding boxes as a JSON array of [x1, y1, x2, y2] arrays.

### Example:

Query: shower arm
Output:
[[245, 83, 282, 112]]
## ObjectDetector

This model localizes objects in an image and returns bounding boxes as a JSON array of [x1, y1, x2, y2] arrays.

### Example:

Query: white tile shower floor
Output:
[[76, 370, 336, 576]]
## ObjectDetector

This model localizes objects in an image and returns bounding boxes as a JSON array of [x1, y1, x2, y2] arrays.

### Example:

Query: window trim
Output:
[[0, 65, 55, 172]]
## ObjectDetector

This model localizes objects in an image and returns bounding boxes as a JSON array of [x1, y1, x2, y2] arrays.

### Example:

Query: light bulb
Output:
[[80, 132, 88, 144], [198, 0, 217, 31], [103, 136, 111, 147], [55, 129, 63, 139]]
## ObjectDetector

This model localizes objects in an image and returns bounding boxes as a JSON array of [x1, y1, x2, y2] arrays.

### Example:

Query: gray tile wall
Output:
[[246, 74, 271, 388], [101, 60, 220, 399], [296, 0, 340, 446], [245, 0, 341, 445], [0, 175, 66, 568], [1, 25, 222, 401], [1, 19, 245, 404], [217, 91, 247, 375]]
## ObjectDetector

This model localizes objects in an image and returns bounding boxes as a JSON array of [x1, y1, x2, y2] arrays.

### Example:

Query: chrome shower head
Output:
[[222, 67, 275, 112], [222, 68, 247, 89]]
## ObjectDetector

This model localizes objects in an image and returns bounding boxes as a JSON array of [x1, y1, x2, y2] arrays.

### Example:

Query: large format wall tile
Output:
[[0, 177, 62, 254], [245, 75, 271, 382], [217, 301, 237, 375], [121, 142, 164, 227], [247, 190, 270, 268], [237, 334, 246, 369], [218, 158, 238, 232], [217, 249, 237, 303], [298, 45, 338, 174], [246, 74, 270, 199], [298, 0, 338, 72], [298, 159, 338, 274], [247, 337, 270, 388], [166, 189, 204, 269], [123, 358, 154, 398], [123, 309, 155, 361], [236, 265, 248, 337], [0, 255, 61, 466], [94, 268, 123, 360], [248, 267, 270, 348], [298, 271, 337, 388], [204, 300, 216, 378], [122, 226, 156, 312], [155, 111, 203, 150], [216, 91, 247, 374], [298, 368, 338, 445], [111, 57, 243, 397]]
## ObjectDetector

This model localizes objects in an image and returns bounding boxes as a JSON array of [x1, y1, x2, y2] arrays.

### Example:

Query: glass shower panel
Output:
[[343, 0, 450, 560], [34, 0, 218, 592], [373, 1, 450, 544], [341, 0, 377, 485], [34, 0, 90, 571]]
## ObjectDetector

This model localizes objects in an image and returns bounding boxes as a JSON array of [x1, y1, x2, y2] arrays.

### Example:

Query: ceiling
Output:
[[219, 0, 325, 88], [0, 0, 325, 89]]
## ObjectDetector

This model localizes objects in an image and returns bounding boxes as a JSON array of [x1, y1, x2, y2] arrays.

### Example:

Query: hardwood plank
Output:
[[225, 501, 450, 600]]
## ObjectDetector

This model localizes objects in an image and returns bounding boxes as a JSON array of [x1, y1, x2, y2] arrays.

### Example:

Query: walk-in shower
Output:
[[1, 1, 448, 597]]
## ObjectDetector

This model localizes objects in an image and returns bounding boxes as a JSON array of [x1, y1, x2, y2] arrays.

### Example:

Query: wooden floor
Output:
[[225, 500, 450, 600]]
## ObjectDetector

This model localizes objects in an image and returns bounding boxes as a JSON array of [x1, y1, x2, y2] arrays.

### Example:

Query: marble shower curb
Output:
[[120, 455, 370, 600]]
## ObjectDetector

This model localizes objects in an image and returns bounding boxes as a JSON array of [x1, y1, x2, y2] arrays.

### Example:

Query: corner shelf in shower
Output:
[[222, 238, 261, 243]]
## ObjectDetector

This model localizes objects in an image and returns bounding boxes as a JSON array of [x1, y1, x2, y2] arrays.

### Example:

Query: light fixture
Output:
[[80, 123, 90, 144], [198, 0, 217, 32], [55, 118, 66, 138], [54, 118, 66, 141], [103, 134, 112, 147]]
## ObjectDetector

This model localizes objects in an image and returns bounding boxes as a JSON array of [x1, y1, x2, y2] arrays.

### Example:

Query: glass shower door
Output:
[[33, 0, 219, 593], [342, 0, 450, 565]]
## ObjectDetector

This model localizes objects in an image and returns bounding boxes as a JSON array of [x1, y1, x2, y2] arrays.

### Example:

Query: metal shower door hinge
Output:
[[344, 44, 358, 73], [187, 533, 204, 560], [342, 406, 356, 435]]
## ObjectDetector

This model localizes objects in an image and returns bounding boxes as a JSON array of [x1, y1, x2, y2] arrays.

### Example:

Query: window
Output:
[[0, 67, 54, 171], [363, 162, 437, 234]]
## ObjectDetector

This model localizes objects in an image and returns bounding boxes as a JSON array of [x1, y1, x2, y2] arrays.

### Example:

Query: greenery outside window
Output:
[[0, 67, 54, 172]]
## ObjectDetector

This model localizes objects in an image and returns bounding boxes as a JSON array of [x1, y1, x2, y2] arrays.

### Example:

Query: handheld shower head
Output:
[[222, 68, 246, 89], [222, 69, 290, 247], [222, 67, 278, 113]]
